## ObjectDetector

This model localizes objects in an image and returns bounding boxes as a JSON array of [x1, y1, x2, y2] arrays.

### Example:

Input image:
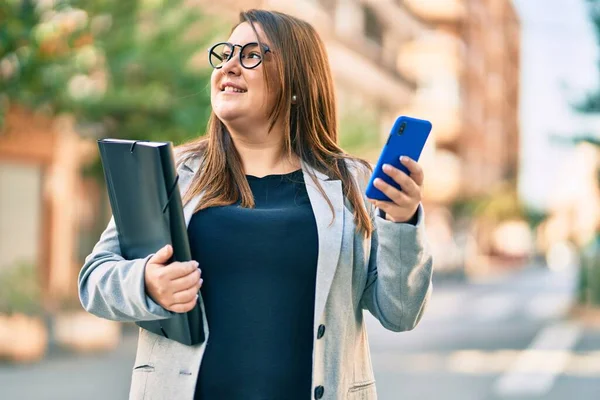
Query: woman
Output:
[[79, 9, 433, 400]]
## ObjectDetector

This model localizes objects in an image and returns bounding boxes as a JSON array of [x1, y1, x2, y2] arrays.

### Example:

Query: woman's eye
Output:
[[247, 52, 261, 59]]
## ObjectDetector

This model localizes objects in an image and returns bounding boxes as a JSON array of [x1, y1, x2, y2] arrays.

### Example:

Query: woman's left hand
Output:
[[368, 156, 424, 223]]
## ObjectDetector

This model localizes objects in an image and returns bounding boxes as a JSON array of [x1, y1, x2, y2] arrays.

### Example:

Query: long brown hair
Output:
[[178, 9, 373, 237]]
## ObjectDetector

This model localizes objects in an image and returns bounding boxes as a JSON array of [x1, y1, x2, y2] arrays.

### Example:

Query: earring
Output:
[[292, 94, 297, 103]]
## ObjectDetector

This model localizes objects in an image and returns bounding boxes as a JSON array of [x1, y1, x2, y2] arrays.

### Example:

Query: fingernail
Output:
[[199, 278, 204, 285], [383, 164, 391, 171], [194, 261, 199, 268], [401, 156, 409, 163], [195, 294, 199, 300]]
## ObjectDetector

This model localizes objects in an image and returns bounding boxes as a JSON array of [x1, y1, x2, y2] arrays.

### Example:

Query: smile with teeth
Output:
[[222, 86, 247, 93]]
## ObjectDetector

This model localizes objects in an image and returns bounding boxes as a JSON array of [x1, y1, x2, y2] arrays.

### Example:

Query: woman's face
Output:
[[210, 22, 276, 127]]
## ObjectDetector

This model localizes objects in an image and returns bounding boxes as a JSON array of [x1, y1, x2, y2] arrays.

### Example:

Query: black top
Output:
[[188, 169, 319, 400]]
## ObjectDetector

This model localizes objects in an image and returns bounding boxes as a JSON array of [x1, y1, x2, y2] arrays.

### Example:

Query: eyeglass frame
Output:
[[207, 41, 272, 70]]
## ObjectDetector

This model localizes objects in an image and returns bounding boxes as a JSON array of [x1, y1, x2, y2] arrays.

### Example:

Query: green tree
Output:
[[0, 0, 222, 143], [569, 0, 600, 306], [577, 1, 600, 119]]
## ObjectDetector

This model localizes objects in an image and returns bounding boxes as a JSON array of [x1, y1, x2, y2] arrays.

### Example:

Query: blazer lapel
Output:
[[178, 156, 203, 227], [301, 162, 345, 325]]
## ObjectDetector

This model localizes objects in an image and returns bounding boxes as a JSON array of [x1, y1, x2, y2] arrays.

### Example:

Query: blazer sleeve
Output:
[[77, 216, 176, 322], [353, 162, 434, 332]]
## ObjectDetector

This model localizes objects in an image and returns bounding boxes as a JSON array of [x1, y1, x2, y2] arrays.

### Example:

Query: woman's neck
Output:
[[225, 120, 301, 178]]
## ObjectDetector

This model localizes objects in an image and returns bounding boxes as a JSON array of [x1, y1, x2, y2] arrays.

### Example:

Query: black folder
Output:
[[97, 138, 204, 346]]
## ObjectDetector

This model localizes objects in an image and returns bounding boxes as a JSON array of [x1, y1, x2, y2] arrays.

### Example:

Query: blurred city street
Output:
[[1, 1, 600, 399], [2, 263, 598, 400]]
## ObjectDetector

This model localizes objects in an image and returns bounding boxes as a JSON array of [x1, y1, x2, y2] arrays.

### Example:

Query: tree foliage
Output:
[[576, 0, 600, 119], [0, 0, 223, 143]]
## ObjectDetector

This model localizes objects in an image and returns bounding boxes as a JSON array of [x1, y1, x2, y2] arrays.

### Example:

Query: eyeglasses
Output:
[[208, 42, 271, 70]]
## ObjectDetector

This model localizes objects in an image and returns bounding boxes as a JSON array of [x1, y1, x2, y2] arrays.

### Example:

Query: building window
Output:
[[363, 5, 383, 45]]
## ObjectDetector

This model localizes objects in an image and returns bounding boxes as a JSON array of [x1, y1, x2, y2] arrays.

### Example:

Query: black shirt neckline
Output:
[[245, 169, 303, 181]]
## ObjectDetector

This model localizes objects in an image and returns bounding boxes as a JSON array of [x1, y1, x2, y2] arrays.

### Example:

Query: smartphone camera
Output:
[[398, 122, 406, 135]]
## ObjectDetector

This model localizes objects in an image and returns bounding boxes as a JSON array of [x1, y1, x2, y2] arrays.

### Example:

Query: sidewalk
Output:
[[0, 327, 138, 400]]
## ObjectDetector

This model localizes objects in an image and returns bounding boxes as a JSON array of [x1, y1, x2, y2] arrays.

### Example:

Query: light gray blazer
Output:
[[78, 153, 433, 400]]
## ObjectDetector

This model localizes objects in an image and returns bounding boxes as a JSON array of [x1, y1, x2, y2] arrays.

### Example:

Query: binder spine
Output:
[[162, 175, 180, 214]]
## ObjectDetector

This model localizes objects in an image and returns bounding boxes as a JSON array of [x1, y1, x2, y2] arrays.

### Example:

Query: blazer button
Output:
[[314, 385, 324, 399], [317, 324, 326, 339]]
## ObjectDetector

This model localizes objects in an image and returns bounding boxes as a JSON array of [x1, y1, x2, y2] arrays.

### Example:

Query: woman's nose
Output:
[[221, 52, 241, 74]]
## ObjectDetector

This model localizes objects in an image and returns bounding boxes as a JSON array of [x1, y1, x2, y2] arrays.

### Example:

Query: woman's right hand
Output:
[[144, 245, 203, 313]]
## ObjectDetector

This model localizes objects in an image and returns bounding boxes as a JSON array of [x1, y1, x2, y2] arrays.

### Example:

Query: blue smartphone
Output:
[[365, 116, 432, 201]]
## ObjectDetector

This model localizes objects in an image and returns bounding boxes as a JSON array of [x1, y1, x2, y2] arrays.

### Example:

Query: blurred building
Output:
[[0, 107, 97, 305], [396, 0, 521, 273], [399, 0, 520, 203]]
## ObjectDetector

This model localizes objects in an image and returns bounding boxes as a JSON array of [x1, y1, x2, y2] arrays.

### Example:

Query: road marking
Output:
[[493, 321, 582, 397], [525, 293, 572, 320], [422, 292, 573, 324], [471, 293, 519, 322], [421, 291, 464, 322]]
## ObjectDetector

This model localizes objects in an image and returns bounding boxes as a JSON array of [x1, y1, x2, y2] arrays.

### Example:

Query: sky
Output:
[[512, 0, 600, 211]]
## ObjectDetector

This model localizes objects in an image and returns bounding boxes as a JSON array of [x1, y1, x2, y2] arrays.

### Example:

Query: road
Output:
[[1, 264, 598, 400], [369, 264, 600, 400]]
